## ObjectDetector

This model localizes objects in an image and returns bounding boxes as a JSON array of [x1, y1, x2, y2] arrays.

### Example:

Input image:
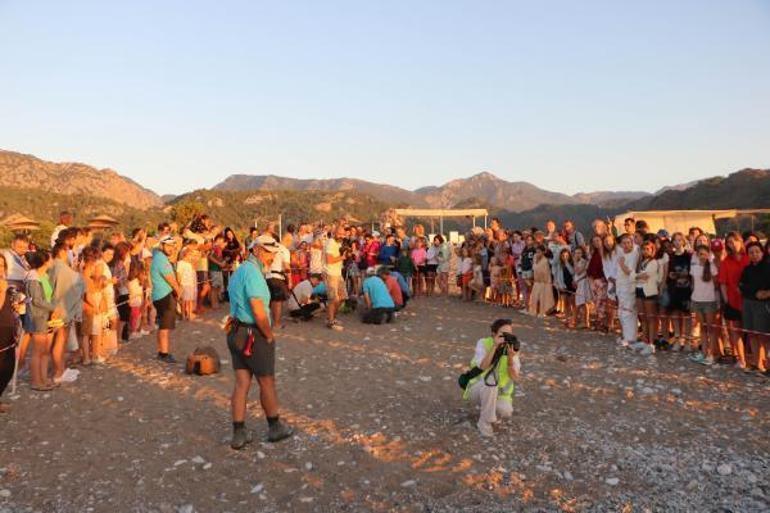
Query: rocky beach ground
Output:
[[1, 296, 768, 513]]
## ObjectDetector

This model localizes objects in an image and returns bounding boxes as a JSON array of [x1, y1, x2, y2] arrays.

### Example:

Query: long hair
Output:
[[695, 245, 712, 282]]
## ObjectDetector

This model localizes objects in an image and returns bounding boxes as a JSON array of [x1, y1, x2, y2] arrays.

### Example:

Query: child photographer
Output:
[[461, 318, 522, 437]]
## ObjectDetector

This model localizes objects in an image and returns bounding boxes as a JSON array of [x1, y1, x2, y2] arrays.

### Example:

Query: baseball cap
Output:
[[159, 235, 176, 245], [711, 239, 724, 251], [366, 266, 376, 275], [248, 234, 280, 253], [657, 229, 670, 239]]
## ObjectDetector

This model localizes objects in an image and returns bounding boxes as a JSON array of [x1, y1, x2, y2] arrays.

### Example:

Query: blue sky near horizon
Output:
[[1, 0, 769, 196]]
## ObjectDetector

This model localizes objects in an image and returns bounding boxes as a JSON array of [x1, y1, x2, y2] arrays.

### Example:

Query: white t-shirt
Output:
[[459, 257, 473, 275], [287, 279, 313, 311], [323, 238, 342, 277], [614, 246, 639, 288], [426, 246, 439, 265], [267, 244, 291, 280], [690, 259, 718, 302], [309, 248, 323, 275]]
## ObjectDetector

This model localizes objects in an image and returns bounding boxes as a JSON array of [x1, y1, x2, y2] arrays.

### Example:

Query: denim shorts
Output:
[[691, 300, 717, 315]]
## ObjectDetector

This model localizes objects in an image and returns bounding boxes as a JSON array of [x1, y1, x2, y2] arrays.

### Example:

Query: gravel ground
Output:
[[1, 296, 768, 513]]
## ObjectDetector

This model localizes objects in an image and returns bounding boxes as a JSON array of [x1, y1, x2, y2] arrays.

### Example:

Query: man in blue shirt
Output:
[[227, 234, 293, 449], [361, 267, 396, 324], [150, 236, 182, 364]]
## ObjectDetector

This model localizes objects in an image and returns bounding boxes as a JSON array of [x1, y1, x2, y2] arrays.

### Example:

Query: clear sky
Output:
[[1, 0, 768, 196]]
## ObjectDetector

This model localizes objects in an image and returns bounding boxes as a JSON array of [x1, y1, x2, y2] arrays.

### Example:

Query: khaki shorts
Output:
[[324, 274, 347, 301]]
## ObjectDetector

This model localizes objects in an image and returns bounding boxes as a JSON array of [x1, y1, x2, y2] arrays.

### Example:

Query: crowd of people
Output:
[[455, 216, 770, 373], [0, 209, 769, 423]]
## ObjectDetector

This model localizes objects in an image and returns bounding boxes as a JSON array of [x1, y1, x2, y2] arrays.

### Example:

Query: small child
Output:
[[470, 254, 484, 299], [397, 247, 415, 296], [489, 257, 502, 304], [176, 248, 197, 320], [459, 248, 474, 301], [127, 262, 145, 339]]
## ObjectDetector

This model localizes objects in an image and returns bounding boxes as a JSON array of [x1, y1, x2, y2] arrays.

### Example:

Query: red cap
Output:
[[711, 239, 724, 251]]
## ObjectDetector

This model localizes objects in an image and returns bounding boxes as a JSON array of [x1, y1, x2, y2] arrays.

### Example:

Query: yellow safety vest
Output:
[[462, 337, 515, 404]]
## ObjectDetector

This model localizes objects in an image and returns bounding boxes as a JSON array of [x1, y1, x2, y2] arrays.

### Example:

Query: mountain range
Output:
[[0, 149, 768, 238], [213, 171, 652, 211]]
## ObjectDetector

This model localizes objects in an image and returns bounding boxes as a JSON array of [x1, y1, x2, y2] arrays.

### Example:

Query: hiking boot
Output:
[[230, 428, 254, 450], [267, 421, 294, 443]]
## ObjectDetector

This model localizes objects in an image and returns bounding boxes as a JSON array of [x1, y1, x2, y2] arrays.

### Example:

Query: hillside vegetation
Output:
[[0, 150, 162, 210]]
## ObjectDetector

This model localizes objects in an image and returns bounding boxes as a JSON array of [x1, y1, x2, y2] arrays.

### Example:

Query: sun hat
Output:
[[248, 234, 280, 253]]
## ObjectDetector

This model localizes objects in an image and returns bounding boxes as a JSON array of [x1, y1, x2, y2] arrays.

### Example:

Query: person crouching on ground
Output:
[[361, 267, 396, 324], [227, 235, 293, 449], [462, 318, 521, 437], [287, 273, 323, 321], [377, 267, 404, 310]]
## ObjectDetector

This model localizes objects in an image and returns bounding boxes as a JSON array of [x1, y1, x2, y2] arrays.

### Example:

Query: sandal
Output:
[[31, 384, 55, 392], [0, 402, 10, 413]]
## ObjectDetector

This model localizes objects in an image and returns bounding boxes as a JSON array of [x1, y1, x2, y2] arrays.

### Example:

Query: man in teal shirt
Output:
[[362, 267, 396, 324], [150, 236, 181, 364], [227, 234, 293, 449]]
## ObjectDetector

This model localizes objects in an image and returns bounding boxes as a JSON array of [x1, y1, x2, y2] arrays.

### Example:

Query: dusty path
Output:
[[1, 297, 769, 512]]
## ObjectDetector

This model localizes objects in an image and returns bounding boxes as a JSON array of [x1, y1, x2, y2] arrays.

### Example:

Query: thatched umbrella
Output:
[[87, 214, 120, 230], [0, 214, 41, 232]]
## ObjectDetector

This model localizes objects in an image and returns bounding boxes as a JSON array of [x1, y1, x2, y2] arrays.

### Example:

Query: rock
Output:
[[701, 463, 714, 472], [641, 387, 654, 395], [605, 477, 619, 486], [305, 462, 313, 471], [173, 460, 187, 467], [191, 456, 205, 465], [256, 451, 266, 459], [177, 505, 193, 513], [202, 463, 212, 470], [251, 484, 264, 494], [671, 388, 683, 395], [401, 480, 417, 487], [717, 464, 732, 476], [563, 471, 574, 481], [0, 489, 10, 498]]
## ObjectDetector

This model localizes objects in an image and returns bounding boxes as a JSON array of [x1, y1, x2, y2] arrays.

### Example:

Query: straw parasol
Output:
[[87, 214, 120, 230], [0, 214, 41, 232]]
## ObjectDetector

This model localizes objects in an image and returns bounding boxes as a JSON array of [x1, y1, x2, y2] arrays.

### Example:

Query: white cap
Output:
[[248, 234, 280, 253], [159, 235, 176, 245]]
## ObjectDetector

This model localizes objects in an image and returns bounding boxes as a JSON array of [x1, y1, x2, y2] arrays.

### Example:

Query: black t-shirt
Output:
[[521, 247, 535, 271], [667, 252, 692, 291], [739, 259, 770, 301]]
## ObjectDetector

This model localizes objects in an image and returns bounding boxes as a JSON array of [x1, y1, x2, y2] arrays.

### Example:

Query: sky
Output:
[[1, 0, 769, 196]]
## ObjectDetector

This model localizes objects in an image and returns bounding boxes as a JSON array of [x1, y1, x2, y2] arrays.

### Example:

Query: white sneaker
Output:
[[140, 329, 151, 336], [129, 332, 141, 340], [478, 422, 494, 437], [630, 341, 648, 352], [638, 344, 656, 356], [616, 337, 629, 348]]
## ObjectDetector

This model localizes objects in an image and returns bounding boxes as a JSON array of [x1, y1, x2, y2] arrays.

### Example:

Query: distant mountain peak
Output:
[[0, 149, 162, 210]]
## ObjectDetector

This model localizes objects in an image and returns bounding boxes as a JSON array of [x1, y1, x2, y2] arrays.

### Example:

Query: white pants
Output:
[[469, 380, 512, 431], [617, 284, 638, 343]]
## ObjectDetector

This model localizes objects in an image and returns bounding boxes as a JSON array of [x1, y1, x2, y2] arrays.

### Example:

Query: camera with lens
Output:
[[501, 332, 520, 354]]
